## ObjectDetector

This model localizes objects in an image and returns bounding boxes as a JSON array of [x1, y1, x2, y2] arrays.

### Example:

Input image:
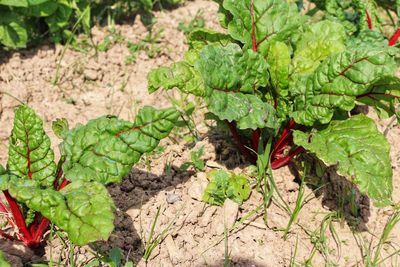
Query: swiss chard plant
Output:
[[0, 105, 179, 247], [148, 0, 400, 207]]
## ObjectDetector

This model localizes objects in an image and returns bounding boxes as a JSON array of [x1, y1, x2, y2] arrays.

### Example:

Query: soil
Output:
[[0, 0, 399, 266]]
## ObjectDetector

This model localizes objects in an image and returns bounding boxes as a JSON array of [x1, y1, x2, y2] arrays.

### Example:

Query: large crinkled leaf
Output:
[[148, 29, 232, 96], [196, 44, 277, 130], [291, 43, 398, 126], [0, 0, 28, 6], [19, 0, 58, 17], [213, 0, 232, 28], [188, 28, 232, 51], [8, 105, 56, 187], [267, 41, 290, 96], [61, 106, 179, 184], [292, 20, 346, 75], [357, 77, 400, 120], [2, 175, 114, 245], [223, 0, 304, 55], [0, 14, 28, 48], [293, 114, 393, 207], [207, 91, 278, 130], [148, 61, 205, 96]]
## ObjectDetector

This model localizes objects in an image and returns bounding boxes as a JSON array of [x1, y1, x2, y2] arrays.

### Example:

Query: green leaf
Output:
[[196, 44, 278, 130], [107, 247, 123, 267], [190, 146, 205, 171], [293, 114, 393, 207], [202, 170, 231, 206], [223, 0, 304, 55], [0, 165, 6, 175], [0, 0, 27, 7], [291, 44, 398, 126], [147, 61, 205, 96], [5, 176, 115, 245], [20, 1, 58, 17], [267, 41, 290, 96], [52, 118, 69, 139], [8, 105, 56, 187], [202, 170, 251, 205], [213, 0, 232, 28], [357, 77, 400, 120], [0, 250, 10, 267], [61, 107, 180, 184], [0, 15, 28, 48], [188, 28, 232, 51], [226, 173, 251, 205], [292, 20, 347, 75], [44, 0, 73, 41]]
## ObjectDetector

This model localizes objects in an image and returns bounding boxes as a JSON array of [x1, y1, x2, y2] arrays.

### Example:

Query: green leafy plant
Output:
[[148, 0, 400, 207], [0, 0, 91, 48], [203, 170, 251, 206], [180, 145, 205, 171], [0, 105, 179, 247], [0, 0, 186, 49], [178, 9, 205, 36]]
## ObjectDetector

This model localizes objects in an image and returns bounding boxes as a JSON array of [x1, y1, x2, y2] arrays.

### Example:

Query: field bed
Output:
[[0, 0, 399, 266]]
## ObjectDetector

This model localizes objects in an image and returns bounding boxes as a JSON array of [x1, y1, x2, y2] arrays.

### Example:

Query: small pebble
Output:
[[166, 193, 181, 204]]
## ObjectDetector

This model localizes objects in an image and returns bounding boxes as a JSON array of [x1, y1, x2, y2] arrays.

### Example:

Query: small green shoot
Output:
[[125, 29, 164, 65], [142, 205, 184, 263], [180, 146, 205, 171], [178, 10, 206, 35], [283, 163, 308, 239], [202, 170, 251, 206]]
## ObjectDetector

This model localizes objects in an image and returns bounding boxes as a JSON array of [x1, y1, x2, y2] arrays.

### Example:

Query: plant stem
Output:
[[225, 120, 256, 163], [33, 218, 50, 244], [58, 178, 70, 190], [3, 191, 32, 244], [389, 28, 400, 46], [251, 129, 261, 152], [365, 10, 373, 29], [271, 147, 305, 170]]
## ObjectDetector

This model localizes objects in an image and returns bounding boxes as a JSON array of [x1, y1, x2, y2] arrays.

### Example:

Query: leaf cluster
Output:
[[0, 0, 185, 49], [148, 0, 400, 207], [0, 105, 179, 246]]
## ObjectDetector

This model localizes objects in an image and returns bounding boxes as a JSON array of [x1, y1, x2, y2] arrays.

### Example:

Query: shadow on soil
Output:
[[289, 162, 371, 232], [92, 166, 196, 264]]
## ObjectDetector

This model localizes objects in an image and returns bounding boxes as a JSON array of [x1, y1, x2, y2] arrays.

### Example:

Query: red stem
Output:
[[3, 191, 32, 243], [29, 213, 41, 236], [0, 201, 9, 213], [30, 178, 71, 245], [389, 29, 400, 46], [225, 121, 256, 163], [33, 218, 50, 243], [271, 147, 305, 169], [251, 129, 261, 152], [366, 10, 373, 30], [30, 179, 71, 245], [271, 119, 295, 155], [58, 178, 70, 190]]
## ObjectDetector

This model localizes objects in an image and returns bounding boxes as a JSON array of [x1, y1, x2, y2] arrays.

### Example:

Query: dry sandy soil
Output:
[[0, 0, 399, 266]]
